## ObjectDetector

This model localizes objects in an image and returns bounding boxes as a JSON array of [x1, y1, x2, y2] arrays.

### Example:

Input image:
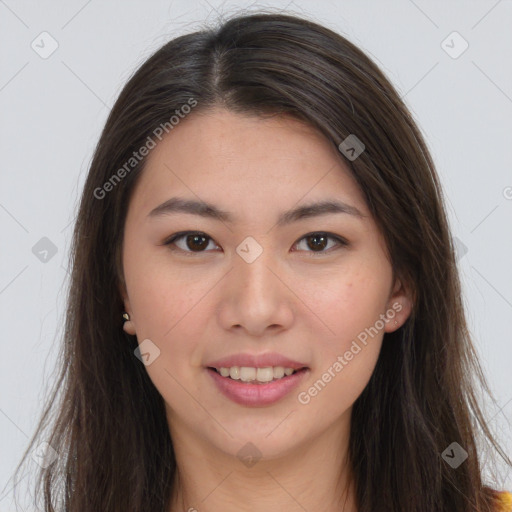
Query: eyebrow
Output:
[[147, 197, 364, 226]]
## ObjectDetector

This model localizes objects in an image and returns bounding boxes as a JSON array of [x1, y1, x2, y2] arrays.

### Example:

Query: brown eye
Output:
[[164, 232, 218, 253], [184, 233, 209, 251], [293, 232, 348, 254], [305, 233, 328, 251], [163, 230, 348, 256]]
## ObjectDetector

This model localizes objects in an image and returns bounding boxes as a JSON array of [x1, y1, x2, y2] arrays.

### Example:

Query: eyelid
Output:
[[293, 231, 349, 254], [162, 231, 219, 247], [162, 230, 349, 255]]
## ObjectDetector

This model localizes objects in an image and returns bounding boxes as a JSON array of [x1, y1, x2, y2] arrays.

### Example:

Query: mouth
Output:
[[207, 365, 309, 384], [206, 365, 310, 406]]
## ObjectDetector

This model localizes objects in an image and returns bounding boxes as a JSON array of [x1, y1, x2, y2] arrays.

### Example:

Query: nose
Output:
[[217, 244, 295, 337]]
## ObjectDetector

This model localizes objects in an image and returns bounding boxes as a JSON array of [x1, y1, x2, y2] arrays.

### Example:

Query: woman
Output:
[[12, 11, 511, 512]]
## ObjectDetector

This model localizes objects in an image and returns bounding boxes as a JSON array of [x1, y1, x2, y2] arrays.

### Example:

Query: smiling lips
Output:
[[206, 352, 310, 406], [207, 352, 308, 370], [213, 365, 297, 383], [207, 352, 308, 383]]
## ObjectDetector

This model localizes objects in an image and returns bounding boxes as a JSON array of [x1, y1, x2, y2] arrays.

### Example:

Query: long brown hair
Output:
[[10, 11, 511, 512]]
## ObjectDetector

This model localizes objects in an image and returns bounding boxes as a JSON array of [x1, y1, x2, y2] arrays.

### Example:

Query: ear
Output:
[[383, 276, 413, 333], [119, 282, 136, 336]]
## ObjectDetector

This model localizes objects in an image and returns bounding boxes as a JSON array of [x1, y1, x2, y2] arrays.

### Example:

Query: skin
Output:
[[120, 107, 412, 512]]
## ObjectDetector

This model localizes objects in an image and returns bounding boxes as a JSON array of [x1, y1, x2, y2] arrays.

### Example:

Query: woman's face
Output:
[[120, 107, 411, 461]]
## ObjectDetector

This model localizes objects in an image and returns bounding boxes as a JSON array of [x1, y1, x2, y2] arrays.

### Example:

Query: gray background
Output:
[[1, 0, 511, 509]]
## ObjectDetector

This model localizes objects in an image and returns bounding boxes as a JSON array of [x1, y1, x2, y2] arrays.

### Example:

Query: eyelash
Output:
[[161, 231, 349, 257]]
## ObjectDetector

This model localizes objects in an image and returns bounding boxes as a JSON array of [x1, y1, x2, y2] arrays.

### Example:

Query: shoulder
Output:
[[496, 490, 512, 511]]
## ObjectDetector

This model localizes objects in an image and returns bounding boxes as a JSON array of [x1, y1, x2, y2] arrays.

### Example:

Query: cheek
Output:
[[123, 255, 209, 404], [295, 273, 387, 416], [299, 266, 391, 346], [123, 240, 207, 334], [130, 276, 210, 364], [295, 262, 391, 405]]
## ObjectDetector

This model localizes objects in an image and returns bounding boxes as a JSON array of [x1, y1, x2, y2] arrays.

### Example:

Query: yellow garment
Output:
[[498, 491, 512, 511]]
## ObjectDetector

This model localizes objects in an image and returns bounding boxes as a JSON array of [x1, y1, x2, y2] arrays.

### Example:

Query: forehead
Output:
[[126, 108, 369, 222]]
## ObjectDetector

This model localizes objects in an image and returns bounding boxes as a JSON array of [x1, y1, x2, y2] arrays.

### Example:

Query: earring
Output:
[[122, 312, 136, 335], [394, 320, 398, 325]]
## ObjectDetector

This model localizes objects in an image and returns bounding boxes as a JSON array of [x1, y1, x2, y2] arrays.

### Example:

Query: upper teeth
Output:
[[217, 366, 296, 382]]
